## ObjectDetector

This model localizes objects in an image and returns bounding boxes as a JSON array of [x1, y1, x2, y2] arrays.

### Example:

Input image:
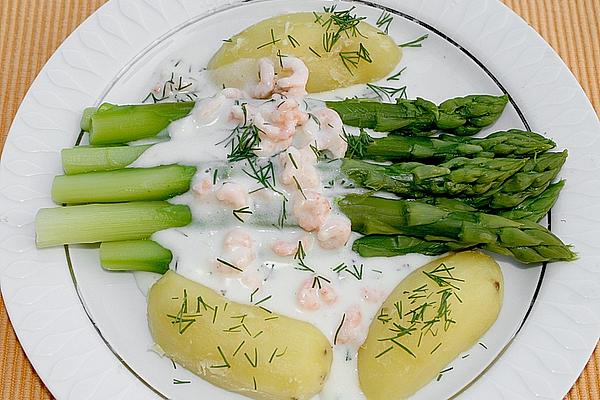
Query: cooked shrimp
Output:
[[296, 279, 321, 311], [317, 215, 352, 249], [275, 57, 309, 97], [336, 305, 363, 345], [216, 229, 256, 274], [313, 108, 347, 159], [279, 146, 320, 191], [271, 235, 313, 257], [193, 94, 227, 124], [319, 285, 337, 305], [361, 287, 386, 303], [253, 58, 275, 98], [191, 177, 213, 197], [216, 182, 249, 209], [292, 191, 331, 232], [296, 278, 337, 311]]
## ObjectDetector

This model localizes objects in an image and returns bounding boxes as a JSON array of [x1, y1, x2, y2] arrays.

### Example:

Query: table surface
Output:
[[1, 0, 599, 399]]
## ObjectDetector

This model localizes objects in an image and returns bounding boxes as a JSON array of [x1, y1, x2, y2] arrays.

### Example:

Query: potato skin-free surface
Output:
[[208, 12, 401, 93], [148, 271, 332, 400], [358, 251, 503, 399]]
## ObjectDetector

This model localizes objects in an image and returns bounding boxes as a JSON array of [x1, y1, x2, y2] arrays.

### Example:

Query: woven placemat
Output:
[[0, 0, 598, 399]]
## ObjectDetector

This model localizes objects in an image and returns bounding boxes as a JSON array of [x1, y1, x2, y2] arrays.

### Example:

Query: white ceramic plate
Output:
[[1, 0, 599, 399]]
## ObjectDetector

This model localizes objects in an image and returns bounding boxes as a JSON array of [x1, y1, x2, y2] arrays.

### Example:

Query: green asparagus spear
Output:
[[100, 240, 172, 274], [467, 150, 567, 209], [436, 95, 510, 136], [352, 181, 566, 257], [346, 129, 556, 162], [326, 94, 508, 135], [341, 157, 526, 198], [35, 202, 191, 248], [498, 180, 565, 222], [51, 165, 197, 204], [61, 145, 151, 175], [86, 101, 194, 145], [339, 194, 575, 264]]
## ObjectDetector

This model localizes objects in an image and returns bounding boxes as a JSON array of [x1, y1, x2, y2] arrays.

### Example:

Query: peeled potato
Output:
[[148, 270, 332, 400], [358, 251, 503, 399], [208, 12, 401, 92]]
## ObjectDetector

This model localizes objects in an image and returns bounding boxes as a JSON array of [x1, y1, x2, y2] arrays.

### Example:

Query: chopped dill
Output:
[[256, 28, 281, 49], [173, 379, 191, 384], [399, 34, 429, 48], [343, 128, 374, 158], [294, 241, 306, 260], [345, 263, 363, 280], [244, 347, 258, 368], [332, 263, 347, 273], [216, 258, 243, 272], [226, 124, 261, 162], [295, 258, 315, 273], [277, 197, 288, 228], [311, 275, 331, 289], [376, 10, 393, 34], [212, 168, 218, 185], [309, 46, 322, 58], [292, 175, 307, 199], [287, 34, 300, 48], [375, 346, 394, 359], [430, 342, 442, 354], [233, 340, 246, 357], [288, 152, 299, 169], [232, 206, 253, 223], [210, 345, 231, 369], [387, 66, 407, 81], [333, 313, 346, 345], [254, 295, 272, 306], [367, 83, 407, 101]]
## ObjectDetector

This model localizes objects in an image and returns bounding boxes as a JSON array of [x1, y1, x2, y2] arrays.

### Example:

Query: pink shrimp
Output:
[[216, 182, 249, 209], [253, 58, 276, 98], [271, 235, 312, 257], [275, 57, 309, 97], [296, 278, 337, 311], [292, 191, 332, 232], [216, 229, 256, 274], [335, 305, 363, 345], [279, 146, 320, 191], [192, 177, 213, 197], [317, 216, 352, 249]]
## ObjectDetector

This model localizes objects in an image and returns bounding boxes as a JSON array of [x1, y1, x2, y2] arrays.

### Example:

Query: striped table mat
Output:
[[1, 0, 598, 399]]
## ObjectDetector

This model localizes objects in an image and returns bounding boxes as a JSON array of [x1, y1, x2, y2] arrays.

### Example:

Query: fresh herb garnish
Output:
[[376, 10, 393, 34], [256, 28, 281, 49], [387, 67, 407, 81], [226, 124, 261, 162], [233, 206, 253, 223], [367, 83, 407, 101], [287, 34, 300, 48], [211, 346, 231, 369], [333, 313, 346, 345], [399, 34, 429, 48], [216, 258, 243, 272], [173, 379, 191, 384], [343, 128, 374, 158]]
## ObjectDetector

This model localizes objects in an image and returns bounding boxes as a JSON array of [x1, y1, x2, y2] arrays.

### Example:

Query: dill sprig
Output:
[[210, 346, 231, 369], [294, 241, 306, 260], [216, 258, 243, 272], [295, 258, 315, 273], [345, 263, 363, 280], [339, 43, 372, 74], [287, 34, 300, 48], [277, 197, 288, 228], [367, 83, 407, 101], [333, 313, 346, 345], [243, 158, 278, 193], [376, 10, 393, 34], [232, 206, 253, 223], [423, 263, 465, 289], [387, 67, 407, 81], [343, 128, 374, 158], [311, 275, 331, 289], [256, 28, 281, 49], [399, 34, 429, 48], [227, 124, 261, 162]]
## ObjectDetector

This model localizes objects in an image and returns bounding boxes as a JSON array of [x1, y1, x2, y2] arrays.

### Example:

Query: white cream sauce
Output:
[[133, 57, 426, 399]]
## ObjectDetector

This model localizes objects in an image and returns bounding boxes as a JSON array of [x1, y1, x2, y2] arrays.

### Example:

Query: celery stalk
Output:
[[61, 145, 151, 175], [35, 202, 191, 247], [51, 165, 196, 204], [88, 102, 194, 145], [100, 240, 172, 274]]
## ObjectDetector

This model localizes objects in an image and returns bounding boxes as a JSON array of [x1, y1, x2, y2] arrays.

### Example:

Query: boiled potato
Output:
[[358, 251, 503, 399], [148, 270, 332, 400], [208, 12, 401, 92]]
